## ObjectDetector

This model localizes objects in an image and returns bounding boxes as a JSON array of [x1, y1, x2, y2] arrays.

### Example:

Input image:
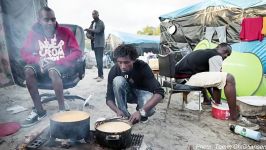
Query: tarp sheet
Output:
[[108, 31, 159, 44], [231, 39, 266, 74], [0, 2, 13, 87], [159, 0, 266, 20], [159, 0, 266, 54], [106, 31, 160, 55]]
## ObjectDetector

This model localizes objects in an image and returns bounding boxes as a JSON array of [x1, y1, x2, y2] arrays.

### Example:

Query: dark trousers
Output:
[[94, 47, 104, 77]]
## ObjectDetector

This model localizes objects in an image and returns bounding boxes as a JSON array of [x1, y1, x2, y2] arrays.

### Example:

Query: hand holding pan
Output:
[[95, 116, 130, 127]]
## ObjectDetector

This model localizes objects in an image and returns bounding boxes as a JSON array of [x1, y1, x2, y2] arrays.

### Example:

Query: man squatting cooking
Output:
[[105, 44, 165, 124]]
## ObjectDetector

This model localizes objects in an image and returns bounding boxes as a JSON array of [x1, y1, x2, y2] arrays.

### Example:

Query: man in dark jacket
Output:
[[106, 44, 164, 124], [20, 7, 81, 127], [85, 10, 105, 82]]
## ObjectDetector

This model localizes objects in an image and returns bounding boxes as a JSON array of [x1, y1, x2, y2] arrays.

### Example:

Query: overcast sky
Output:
[[48, 0, 201, 34]]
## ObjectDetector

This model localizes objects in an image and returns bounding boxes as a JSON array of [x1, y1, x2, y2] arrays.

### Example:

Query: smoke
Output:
[[1, 0, 46, 85]]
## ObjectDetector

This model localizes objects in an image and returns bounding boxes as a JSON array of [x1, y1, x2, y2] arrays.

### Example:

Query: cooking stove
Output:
[[26, 127, 145, 150]]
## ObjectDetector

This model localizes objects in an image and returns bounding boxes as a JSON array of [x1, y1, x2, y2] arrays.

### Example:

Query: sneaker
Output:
[[236, 116, 260, 131], [97, 77, 104, 82], [58, 109, 70, 113], [136, 105, 139, 111], [140, 116, 149, 123], [58, 110, 66, 113], [93, 77, 99, 79], [132, 116, 148, 124], [21, 109, 47, 128]]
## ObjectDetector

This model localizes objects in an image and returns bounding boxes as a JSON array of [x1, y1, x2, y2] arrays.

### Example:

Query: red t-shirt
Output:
[[20, 23, 81, 67], [240, 17, 263, 41]]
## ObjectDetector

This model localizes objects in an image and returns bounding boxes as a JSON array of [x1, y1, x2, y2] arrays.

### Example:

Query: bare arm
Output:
[[89, 21, 104, 34], [106, 100, 125, 117], [129, 93, 162, 124], [142, 93, 162, 112]]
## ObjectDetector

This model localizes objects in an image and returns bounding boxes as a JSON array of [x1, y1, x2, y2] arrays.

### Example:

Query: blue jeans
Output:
[[113, 76, 155, 117]]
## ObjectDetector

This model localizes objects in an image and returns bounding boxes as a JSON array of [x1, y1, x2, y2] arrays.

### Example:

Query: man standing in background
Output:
[[85, 10, 105, 82]]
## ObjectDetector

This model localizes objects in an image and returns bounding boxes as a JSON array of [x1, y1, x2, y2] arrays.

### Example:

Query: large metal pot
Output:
[[50, 111, 90, 140], [95, 119, 132, 149]]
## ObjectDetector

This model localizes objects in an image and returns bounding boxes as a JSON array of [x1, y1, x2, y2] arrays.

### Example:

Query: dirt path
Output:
[[0, 67, 265, 150]]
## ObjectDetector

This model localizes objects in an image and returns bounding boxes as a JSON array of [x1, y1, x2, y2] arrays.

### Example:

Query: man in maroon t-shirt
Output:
[[20, 6, 81, 127]]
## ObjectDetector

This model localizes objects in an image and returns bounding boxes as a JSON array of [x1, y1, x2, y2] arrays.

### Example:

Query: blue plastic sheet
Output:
[[231, 39, 266, 74]]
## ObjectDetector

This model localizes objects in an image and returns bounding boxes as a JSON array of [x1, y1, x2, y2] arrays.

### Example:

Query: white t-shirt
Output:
[[208, 55, 223, 72]]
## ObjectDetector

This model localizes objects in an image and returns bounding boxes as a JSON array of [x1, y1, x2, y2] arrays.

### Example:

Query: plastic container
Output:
[[211, 102, 230, 120], [230, 124, 262, 141]]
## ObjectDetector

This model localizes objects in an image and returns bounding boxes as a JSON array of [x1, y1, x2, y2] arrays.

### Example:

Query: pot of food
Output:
[[50, 111, 90, 140], [95, 118, 132, 149]]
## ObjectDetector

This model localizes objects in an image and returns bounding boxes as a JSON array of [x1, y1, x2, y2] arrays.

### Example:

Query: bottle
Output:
[[230, 124, 262, 141]]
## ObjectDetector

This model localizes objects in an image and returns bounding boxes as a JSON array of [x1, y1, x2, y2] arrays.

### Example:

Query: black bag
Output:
[[86, 31, 93, 39]]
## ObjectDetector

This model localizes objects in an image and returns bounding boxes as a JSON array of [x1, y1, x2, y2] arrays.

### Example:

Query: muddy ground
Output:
[[0, 67, 265, 150]]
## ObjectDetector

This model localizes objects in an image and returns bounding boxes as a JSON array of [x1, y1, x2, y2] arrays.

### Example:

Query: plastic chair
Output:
[[167, 84, 203, 111], [158, 51, 177, 92], [158, 51, 203, 112]]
